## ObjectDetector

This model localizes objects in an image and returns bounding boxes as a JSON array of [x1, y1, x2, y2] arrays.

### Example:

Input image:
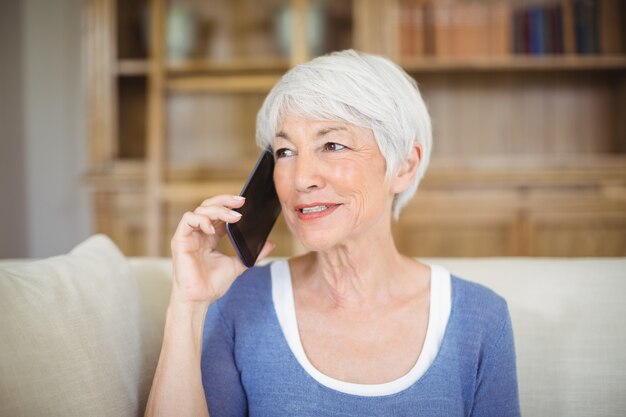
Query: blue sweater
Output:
[[201, 263, 520, 416]]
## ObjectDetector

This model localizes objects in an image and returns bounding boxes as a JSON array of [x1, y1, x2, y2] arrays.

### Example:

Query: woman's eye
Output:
[[324, 142, 346, 152], [275, 148, 295, 159]]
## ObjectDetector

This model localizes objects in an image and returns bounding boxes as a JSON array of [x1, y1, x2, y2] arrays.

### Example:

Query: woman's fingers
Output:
[[173, 197, 247, 240], [200, 194, 245, 209], [195, 196, 247, 236], [173, 211, 216, 240], [193, 205, 244, 223]]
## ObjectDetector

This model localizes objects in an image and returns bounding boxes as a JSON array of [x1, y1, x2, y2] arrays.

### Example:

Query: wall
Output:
[[0, 0, 91, 258], [0, 0, 28, 258]]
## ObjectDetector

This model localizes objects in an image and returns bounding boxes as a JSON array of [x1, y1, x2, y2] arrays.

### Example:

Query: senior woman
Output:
[[145, 50, 520, 417]]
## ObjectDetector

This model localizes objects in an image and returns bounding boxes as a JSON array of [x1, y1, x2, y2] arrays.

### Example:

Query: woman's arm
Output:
[[144, 300, 210, 417], [470, 303, 521, 417], [144, 195, 273, 417]]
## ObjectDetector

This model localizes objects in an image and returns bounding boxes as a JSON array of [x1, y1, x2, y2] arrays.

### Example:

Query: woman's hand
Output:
[[169, 194, 274, 308], [148, 195, 275, 417]]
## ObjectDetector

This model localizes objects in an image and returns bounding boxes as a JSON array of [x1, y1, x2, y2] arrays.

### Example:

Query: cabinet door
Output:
[[393, 191, 522, 257], [528, 209, 626, 257], [393, 189, 626, 257], [93, 192, 147, 256]]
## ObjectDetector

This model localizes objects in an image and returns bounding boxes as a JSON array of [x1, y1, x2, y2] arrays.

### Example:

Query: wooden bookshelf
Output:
[[85, 0, 626, 257]]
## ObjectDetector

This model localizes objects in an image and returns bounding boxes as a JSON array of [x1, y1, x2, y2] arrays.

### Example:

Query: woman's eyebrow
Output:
[[275, 131, 291, 141], [275, 126, 347, 141], [317, 126, 347, 137]]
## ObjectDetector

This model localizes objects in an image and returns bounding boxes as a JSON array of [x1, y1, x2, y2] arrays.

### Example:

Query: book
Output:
[[489, 1, 513, 56], [513, 8, 523, 54], [529, 5, 546, 55], [573, 0, 599, 54], [451, 1, 490, 57], [522, 8, 531, 54], [598, 0, 624, 54], [562, 0, 577, 54], [430, 0, 455, 57], [412, 0, 427, 57], [551, 4, 565, 54], [398, 0, 427, 58], [399, 0, 416, 58]]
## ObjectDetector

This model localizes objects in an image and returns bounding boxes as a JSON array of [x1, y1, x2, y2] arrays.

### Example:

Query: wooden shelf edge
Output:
[[400, 55, 626, 72], [83, 160, 146, 190], [83, 174, 145, 191], [166, 57, 290, 74], [118, 56, 626, 76], [160, 181, 245, 203], [425, 155, 626, 188], [167, 74, 281, 93], [117, 59, 151, 76], [404, 193, 626, 217], [429, 154, 626, 170]]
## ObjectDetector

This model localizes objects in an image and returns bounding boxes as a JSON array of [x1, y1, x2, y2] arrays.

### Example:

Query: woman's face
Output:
[[272, 115, 397, 251]]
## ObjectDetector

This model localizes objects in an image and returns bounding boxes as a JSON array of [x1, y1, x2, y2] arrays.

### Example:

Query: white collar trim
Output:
[[271, 260, 451, 396]]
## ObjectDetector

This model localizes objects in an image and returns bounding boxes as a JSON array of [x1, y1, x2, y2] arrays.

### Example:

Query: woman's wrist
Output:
[[168, 281, 213, 313], [165, 295, 211, 352], [166, 300, 208, 322]]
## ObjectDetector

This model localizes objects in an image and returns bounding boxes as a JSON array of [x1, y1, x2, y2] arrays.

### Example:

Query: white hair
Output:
[[256, 49, 432, 219]]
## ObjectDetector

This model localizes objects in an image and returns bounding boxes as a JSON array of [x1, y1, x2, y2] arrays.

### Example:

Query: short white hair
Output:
[[256, 49, 432, 219]]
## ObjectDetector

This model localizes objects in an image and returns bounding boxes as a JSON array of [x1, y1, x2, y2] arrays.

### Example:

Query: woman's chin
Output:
[[295, 231, 341, 253]]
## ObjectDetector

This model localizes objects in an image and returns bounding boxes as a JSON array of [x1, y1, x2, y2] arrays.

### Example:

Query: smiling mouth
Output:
[[295, 203, 341, 220], [300, 205, 330, 214]]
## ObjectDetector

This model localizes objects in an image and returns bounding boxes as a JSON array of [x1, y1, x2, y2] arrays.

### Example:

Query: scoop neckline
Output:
[[270, 260, 450, 397]]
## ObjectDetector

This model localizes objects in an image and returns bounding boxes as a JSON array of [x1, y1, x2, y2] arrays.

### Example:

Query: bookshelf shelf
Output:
[[117, 59, 151, 76], [426, 155, 626, 188], [167, 73, 281, 93], [166, 58, 291, 75], [159, 181, 243, 203], [401, 55, 626, 72], [83, 161, 146, 190]]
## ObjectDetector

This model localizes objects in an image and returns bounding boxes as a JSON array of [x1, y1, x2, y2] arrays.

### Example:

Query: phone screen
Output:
[[226, 149, 282, 267]]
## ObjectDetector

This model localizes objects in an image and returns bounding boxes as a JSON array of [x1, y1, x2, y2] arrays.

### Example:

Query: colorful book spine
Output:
[[529, 5, 545, 55], [396, 0, 621, 59]]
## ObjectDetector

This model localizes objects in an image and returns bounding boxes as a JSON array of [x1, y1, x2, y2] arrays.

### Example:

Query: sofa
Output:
[[0, 234, 624, 417]]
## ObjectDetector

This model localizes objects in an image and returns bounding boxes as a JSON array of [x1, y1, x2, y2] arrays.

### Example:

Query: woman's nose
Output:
[[294, 151, 323, 192]]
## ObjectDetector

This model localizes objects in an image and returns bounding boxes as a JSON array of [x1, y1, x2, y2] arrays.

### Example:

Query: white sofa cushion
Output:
[[0, 234, 159, 417], [426, 258, 626, 417]]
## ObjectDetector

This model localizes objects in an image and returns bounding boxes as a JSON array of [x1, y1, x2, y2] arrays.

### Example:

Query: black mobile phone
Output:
[[226, 149, 282, 267]]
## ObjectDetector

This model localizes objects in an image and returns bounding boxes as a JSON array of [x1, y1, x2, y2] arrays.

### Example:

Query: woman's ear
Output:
[[391, 143, 422, 194]]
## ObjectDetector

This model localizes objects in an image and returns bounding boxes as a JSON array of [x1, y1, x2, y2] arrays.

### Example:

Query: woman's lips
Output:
[[294, 203, 341, 221]]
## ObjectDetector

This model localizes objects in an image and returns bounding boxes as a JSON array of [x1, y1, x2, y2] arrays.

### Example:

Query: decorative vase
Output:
[[274, 4, 327, 58], [167, 6, 198, 61]]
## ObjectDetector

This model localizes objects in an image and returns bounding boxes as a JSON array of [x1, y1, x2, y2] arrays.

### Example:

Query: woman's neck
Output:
[[291, 229, 425, 310]]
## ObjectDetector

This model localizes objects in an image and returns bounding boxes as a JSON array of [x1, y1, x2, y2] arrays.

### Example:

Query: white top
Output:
[[271, 260, 452, 396]]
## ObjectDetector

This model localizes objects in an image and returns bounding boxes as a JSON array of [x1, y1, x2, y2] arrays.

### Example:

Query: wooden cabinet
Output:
[[85, 0, 626, 257]]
